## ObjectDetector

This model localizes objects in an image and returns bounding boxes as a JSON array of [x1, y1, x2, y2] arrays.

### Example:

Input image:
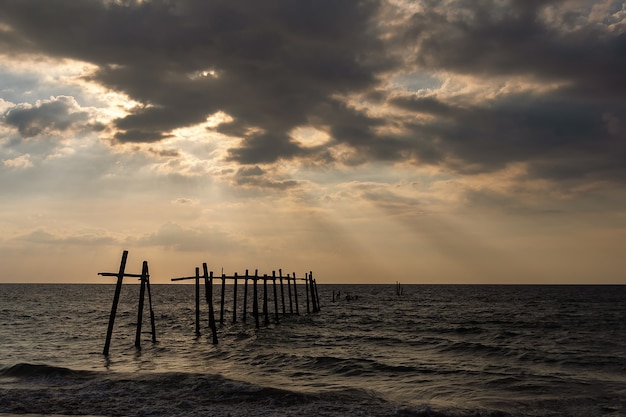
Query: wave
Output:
[[0, 363, 518, 417], [0, 362, 96, 379]]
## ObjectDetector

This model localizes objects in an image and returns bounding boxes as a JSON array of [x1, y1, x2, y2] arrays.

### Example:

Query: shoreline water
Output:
[[1, 284, 625, 416]]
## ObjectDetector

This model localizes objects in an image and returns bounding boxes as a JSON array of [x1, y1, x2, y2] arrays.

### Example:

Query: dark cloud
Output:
[[233, 165, 299, 189], [2, 96, 98, 138], [0, 0, 391, 163], [393, 91, 626, 182], [402, 0, 626, 96], [1, 0, 625, 187]]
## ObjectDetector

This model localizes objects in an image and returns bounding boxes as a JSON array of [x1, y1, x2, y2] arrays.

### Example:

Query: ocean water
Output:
[[0, 283, 625, 417]]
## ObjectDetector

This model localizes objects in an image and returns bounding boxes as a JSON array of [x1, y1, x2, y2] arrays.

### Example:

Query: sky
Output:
[[0, 0, 625, 284]]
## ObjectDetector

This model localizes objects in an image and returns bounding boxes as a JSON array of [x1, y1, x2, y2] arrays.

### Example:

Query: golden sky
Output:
[[1, 0, 625, 283]]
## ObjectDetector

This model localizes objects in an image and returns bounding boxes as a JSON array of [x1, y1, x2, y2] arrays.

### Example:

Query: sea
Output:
[[1, 283, 625, 417]]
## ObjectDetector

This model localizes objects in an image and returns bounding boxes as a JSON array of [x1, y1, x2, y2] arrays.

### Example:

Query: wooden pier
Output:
[[98, 250, 321, 354], [98, 251, 157, 356], [171, 268, 321, 343]]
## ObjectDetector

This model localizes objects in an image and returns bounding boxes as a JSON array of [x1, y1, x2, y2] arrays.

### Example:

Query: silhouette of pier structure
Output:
[[97, 250, 320, 354], [98, 250, 157, 356], [171, 266, 321, 344]]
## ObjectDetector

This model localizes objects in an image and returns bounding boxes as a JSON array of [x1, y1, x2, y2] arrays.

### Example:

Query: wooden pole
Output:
[[243, 270, 249, 323], [279, 269, 286, 315], [313, 279, 321, 312], [103, 250, 128, 356], [135, 260, 148, 349], [305, 273, 311, 314], [195, 267, 201, 336], [145, 263, 157, 343], [220, 273, 226, 326], [292, 272, 299, 315], [263, 274, 269, 326], [232, 272, 238, 324], [203, 264, 218, 344], [309, 272, 318, 313], [287, 273, 293, 314], [253, 270, 260, 329], [272, 271, 279, 324]]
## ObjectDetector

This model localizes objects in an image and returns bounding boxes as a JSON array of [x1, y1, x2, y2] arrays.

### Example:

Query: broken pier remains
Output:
[[171, 267, 321, 343]]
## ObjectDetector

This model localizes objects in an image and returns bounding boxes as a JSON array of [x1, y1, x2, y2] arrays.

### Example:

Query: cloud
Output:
[[2, 153, 32, 168], [233, 165, 299, 189], [133, 222, 246, 253], [14, 229, 117, 246], [0, 0, 391, 163], [2, 95, 103, 138], [0, 0, 624, 190]]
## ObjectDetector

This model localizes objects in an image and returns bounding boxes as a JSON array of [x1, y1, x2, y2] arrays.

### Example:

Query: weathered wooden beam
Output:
[[232, 272, 238, 324], [263, 274, 269, 326], [243, 270, 249, 323], [203, 264, 218, 344], [145, 263, 156, 343], [292, 272, 299, 315], [272, 271, 279, 324], [279, 269, 286, 316], [102, 250, 128, 356], [287, 273, 293, 314], [253, 270, 259, 329], [135, 260, 148, 349]]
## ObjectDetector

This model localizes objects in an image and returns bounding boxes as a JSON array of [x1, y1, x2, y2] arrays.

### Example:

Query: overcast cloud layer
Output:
[[1, 0, 625, 283]]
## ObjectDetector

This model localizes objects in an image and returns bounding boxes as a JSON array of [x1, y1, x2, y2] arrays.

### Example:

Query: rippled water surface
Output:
[[1, 283, 625, 416]]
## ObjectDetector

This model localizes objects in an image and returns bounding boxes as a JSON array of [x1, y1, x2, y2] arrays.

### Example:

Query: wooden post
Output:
[[195, 267, 201, 336], [263, 274, 269, 326], [309, 272, 318, 313], [313, 279, 321, 312], [232, 272, 238, 324], [243, 270, 249, 323], [146, 267, 156, 343], [145, 263, 157, 343], [253, 270, 260, 329], [292, 272, 299, 315], [287, 273, 293, 314], [135, 260, 148, 349], [305, 273, 311, 314], [203, 264, 218, 344], [220, 273, 226, 326], [279, 269, 286, 315], [103, 250, 128, 356], [272, 271, 279, 324]]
